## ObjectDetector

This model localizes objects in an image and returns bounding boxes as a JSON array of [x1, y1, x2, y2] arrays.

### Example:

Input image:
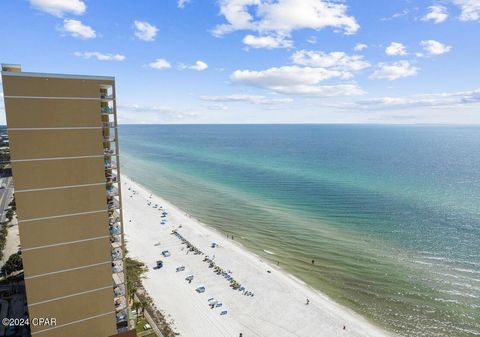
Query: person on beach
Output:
[[312, 259, 315, 265], [306, 298, 310, 305]]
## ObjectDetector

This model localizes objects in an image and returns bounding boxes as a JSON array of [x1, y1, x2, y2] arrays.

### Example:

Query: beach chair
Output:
[[154, 260, 163, 269], [162, 250, 171, 257]]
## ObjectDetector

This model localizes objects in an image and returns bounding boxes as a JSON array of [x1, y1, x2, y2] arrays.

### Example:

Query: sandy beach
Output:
[[122, 175, 391, 337]]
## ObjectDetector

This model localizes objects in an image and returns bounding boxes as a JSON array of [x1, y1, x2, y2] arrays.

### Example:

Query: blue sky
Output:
[[0, 0, 479, 124]]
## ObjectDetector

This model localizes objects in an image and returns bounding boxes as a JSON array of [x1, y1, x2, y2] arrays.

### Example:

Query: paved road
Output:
[[0, 177, 13, 223]]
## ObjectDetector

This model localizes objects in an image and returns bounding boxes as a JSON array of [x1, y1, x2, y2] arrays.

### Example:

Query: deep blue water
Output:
[[118, 125, 480, 337]]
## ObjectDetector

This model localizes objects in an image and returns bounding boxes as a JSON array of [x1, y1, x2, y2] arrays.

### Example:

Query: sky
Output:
[[0, 0, 479, 124]]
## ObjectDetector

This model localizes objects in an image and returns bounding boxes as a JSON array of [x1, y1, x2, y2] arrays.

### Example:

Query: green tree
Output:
[[5, 208, 14, 222], [8, 196, 15, 212], [2, 251, 23, 276], [132, 300, 145, 318], [126, 257, 148, 301]]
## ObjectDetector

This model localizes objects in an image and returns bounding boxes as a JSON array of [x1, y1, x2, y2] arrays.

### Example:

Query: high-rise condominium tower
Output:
[[1, 64, 132, 337]]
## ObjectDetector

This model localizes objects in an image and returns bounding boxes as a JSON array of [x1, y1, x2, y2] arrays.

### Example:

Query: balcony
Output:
[[111, 235, 122, 248], [112, 261, 124, 275], [107, 186, 118, 197], [104, 148, 115, 156], [107, 198, 119, 210], [114, 296, 127, 312], [108, 210, 120, 225], [114, 284, 126, 297], [104, 160, 117, 170], [106, 174, 118, 184], [103, 136, 116, 143], [102, 122, 115, 128], [112, 271, 125, 285], [110, 224, 121, 235], [116, 309, 127, 323], [101, 107, 113, 114], [112, 247, 123, 261], [100, 94, 113, 100]]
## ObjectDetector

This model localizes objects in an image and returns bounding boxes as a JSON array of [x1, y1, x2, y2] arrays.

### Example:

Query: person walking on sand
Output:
[[306, 298, 310, 305]]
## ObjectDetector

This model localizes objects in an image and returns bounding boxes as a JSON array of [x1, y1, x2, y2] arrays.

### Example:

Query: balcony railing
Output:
[[103, 137, 116, 143], [101, 107, 113, 114], [100, 94, 113, 100]]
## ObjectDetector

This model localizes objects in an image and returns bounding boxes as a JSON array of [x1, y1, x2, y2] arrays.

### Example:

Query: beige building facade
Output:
[[1, 64, 131, 336]]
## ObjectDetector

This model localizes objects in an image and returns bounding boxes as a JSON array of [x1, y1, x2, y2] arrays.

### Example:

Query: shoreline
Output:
[[121, 174, 392, 337]]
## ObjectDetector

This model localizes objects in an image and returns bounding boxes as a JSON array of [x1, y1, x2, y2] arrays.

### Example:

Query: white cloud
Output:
[[30, 0, 86, 17], [421, 40, 452, 55], [381, 9, 410, 21], [385, 42, 407, 56], [206, 104, 229, 110], [231, 66, 365, 96], [191, 60, 208, 71], [200, 94, 293, 105], [213, 0, 359, 38], [148, 59, 172, 70], [243, 34, 293, 49], [61, 19, 95, 39], [422, 5, 448, 23], [453, 0, 480, 21], [354, 88, 480, 110], [74, 52, 125, 61], [181, 60, 208, 71], [307, 36, 317, 44], [178, 0, 191, 8], [291, 50, 370, 76], [353, 43, 367, 51], [370, 61, 418, 80], [134, 20, 158, 42]]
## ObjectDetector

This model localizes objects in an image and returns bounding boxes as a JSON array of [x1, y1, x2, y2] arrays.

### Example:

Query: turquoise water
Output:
[[118, 125, 480, 337]]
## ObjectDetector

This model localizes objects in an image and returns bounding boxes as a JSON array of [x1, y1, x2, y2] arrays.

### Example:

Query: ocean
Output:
[[118, 124, 480, 337]]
